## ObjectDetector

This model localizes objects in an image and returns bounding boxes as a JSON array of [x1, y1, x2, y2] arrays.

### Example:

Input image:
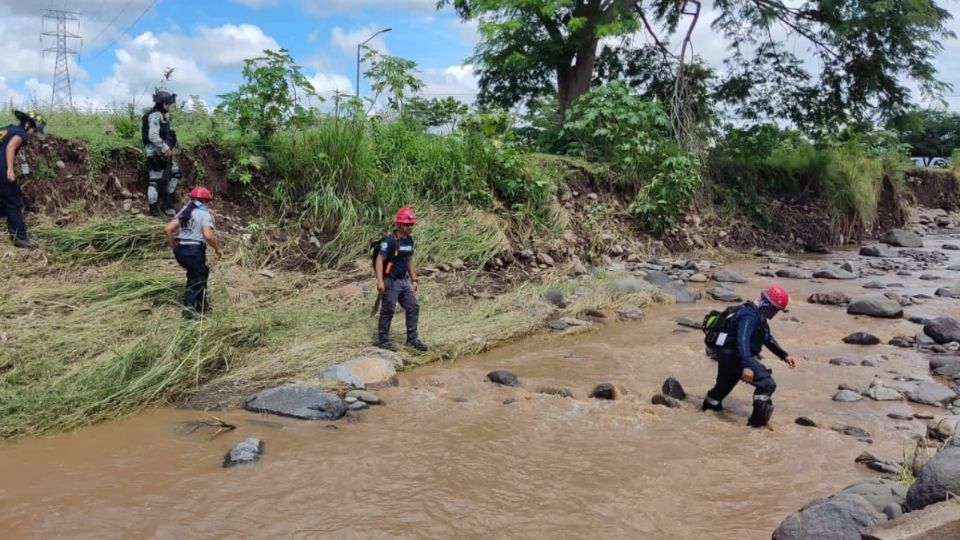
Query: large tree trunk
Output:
[[557, 40, 599, 121]]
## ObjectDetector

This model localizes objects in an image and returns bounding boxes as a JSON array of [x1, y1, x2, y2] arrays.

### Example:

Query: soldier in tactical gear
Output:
[[142, 91, 180, 217]]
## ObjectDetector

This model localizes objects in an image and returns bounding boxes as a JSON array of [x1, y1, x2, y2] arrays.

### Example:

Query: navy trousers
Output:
[[378, 277, 420, 344], [173, 243, 210, 312], [0, 179, 28, 241]]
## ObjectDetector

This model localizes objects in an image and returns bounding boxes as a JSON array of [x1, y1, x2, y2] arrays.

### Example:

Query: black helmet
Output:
[[13, 110, 47, 141], [152, 91, 177, 105]]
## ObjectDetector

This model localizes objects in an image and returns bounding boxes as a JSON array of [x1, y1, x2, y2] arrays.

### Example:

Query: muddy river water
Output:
[[2, 238, 960, 539]]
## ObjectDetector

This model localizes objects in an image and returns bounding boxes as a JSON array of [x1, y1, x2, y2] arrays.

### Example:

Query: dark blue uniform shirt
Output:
[[379, 234, 414, 279], [0, 125, 28, 170]]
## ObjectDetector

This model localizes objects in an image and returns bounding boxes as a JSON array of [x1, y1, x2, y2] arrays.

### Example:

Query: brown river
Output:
[[2, 239, 959, 539]]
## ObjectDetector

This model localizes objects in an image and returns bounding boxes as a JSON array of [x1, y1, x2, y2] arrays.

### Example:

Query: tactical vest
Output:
[[141, 108, 172, 147]]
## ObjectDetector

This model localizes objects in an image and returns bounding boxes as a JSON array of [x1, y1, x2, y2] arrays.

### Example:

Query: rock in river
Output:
[[223, 437, 264, 468], [772, 493, 884, 540], [906, 382, 957, 406], [808, 291, 850, 305], [842, 332, 881, 345], [880, 229, 923, 248], [906, 446, 960, 510], [244, 385, 346, 421], [846, 295, 903, 318], [589, 383, 617, 400], [712, 270, 748, 283], [487, 370, 520, 387], [924, 317, 960, 344], [661, 377, 686, 400]]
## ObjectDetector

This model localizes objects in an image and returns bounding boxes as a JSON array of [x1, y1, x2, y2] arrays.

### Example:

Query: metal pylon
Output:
[[41, 10, 82, 110]]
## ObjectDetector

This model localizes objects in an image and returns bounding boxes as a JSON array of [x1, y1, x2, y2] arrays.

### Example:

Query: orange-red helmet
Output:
[[393, 206, 416, 225], [762, 284, 790, 311], [189, 186, 212, 201]]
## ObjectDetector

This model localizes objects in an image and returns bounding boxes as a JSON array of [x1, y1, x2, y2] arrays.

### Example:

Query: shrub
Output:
[[628, 155, 701, 235]]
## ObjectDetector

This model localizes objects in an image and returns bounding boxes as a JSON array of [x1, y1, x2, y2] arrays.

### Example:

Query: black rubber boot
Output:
[[13, 237, 37, 249], [377, 340, 397, 352], [747, 400, 774, 427], [149, 202, 161, 217], [162, 193, 177, 216], [406, 338, 428, 351], [701, 398, 723, 411]]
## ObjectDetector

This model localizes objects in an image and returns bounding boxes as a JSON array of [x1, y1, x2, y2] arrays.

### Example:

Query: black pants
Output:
[[378, 277, 420, 344], [0, 179, 28, 241], [705, 351, 777, 409], [174, 243, 210, 312]]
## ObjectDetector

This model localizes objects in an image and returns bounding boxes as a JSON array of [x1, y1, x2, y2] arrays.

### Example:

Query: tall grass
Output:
[[34, 216, 166, 264]]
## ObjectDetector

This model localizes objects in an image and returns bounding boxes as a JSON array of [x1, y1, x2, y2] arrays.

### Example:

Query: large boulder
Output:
[[863, 380, 902, 401], [339, 350, 402, 388], [661, 377, 686, 400], [838, 478, 907, 515], [589, 383, 618, 400], [712, 270, 748, 283], [880, 229, 924, 248], [924, 317, 960, 344], [776, 268, 814, 279], [846, 295, 904, 319], [814, 268, 857, 280], [644, 271, 698, 304], [843, 332, 881, 345], [706, 286, 741, 302], [487, 370, 520, 387], [860, 244, 897, 257], [244, 385, 347, 421], [772, 493, 885, 540], [907, 382, 957, 406], [223, 437, 264, 468], [906, 447, 960, 510]]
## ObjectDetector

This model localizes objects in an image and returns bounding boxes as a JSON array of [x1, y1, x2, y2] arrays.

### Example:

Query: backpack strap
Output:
[[383, 233, 400, 277]]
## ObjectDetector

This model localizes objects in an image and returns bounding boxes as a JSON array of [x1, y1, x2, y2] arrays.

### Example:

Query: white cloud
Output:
[[190, 24, 281, 68], [331, 26, 391, 55], [307, 72, 354, 95], [302, 0, 437, 16], [419, 64, 478, 101]]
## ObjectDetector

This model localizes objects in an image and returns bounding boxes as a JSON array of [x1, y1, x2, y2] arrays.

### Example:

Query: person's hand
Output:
[[163, 148, 172, 159], [412, 280, 419, 293], [6, 168, 15, 182], [784, 355, 797, 369], [376, 280, 385, 294], [741, 368, 754, 383], [215, 248, 224, 258]]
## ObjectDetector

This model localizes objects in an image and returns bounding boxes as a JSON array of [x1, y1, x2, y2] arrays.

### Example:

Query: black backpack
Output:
[[370, 233, 399, 276], [702, 303, 749, 350]]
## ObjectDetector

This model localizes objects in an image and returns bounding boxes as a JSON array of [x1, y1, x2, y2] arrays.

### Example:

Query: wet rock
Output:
[[907, 382, 957, 406], [880, 229, 924, 248], [927, 416, 960, 441], [549, 319, 569, 331], [244, 385, 347, 421], [345, 389, 382, 405], [862, 281, 886, 290], [502, 398, 517, 405], [795, 416, 818, 427], [905, 446, 960, 510], [843, 332, 881, 345], [589, 383, 617, 400], [348, 400, 369, 411], [864, 380, 902, 401], [919, 273, 940, 281], [538, 386, 573, 398], [688, 273, 708, 283], [860, 245, 898, 257], [838, 382, 860, 392], [833, 389, 864, 402], [772, 493, 884, 540], [846, 295, 904, 318], [536, 252, 555, 266], [334, 354, 400, 389], [888, 413, 913, 421], [888, 336, 914, 348], [608, 276, 657, 294], [676, 317, 702, 329], [543, 288, 566, 307], [582, 308, 606, 320], [830, 357, 857, 366], [831, 423, 872, 439], [808, 292, 851, 305], [661, 377, 686, 400], [949, 265, 960, 272], [223, 437, 264, 468], [814, 268, 857, 280], [855, 452, 904, 475], [861, 359, 878, 367], [935, 287, 958, 298], [706, 286, 741, 302], [616, 304, 645, 321], [644, 271, 698, 303], [775, 268, 814, 279], [712, 270, 747, 283], [487, 370, 520, 387], [651, 393, 682, 408]]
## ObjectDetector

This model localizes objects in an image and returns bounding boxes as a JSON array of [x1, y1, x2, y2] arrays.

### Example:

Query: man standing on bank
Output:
[[375, 207, 428, 352]]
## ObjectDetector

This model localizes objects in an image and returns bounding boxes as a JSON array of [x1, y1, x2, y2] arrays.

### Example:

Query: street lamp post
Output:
[[356, 27, 392, 98]]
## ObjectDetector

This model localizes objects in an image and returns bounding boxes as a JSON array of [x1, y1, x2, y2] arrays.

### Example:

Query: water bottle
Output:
[[20, 162, 30, 175]]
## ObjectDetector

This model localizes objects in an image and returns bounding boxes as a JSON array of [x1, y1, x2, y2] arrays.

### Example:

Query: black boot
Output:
[[701, 397, 723, 411], [747, 399, 774, 428], [406, 338, 428, 351], [162, 193, 177, 216], [149, 202, 161, 217]]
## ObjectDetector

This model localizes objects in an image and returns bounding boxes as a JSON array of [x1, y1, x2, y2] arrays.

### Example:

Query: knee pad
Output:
[[166, 175, 179, 194], [147, 184, 159, 204]]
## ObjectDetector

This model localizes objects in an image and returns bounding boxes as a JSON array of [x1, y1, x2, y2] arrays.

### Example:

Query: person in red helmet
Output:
[[163, 186, 223, 319], [374, 207, 427, 351], [702, 284, 798, 427]]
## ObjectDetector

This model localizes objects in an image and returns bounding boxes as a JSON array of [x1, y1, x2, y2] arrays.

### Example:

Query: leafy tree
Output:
[[441, 0, 954, 130], [405, 96, 470, 133], [362, 49, 424, 113], [887, 109, 960, 165], [217, 49, 319, 140]]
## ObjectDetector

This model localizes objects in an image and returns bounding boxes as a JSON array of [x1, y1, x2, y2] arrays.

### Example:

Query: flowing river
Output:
[[2, 237, 959, 539]]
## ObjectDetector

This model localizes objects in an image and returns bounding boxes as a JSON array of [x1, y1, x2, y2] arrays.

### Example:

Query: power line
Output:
[[86, 0, 135, 54], [88, 0, 159, 61]]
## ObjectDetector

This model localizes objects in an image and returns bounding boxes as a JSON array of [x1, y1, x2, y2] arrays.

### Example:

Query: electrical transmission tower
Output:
[[41, 9, 82, 110]]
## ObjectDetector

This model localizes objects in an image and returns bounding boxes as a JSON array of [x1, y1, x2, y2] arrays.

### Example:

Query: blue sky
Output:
[[0, 0, 958, 112]]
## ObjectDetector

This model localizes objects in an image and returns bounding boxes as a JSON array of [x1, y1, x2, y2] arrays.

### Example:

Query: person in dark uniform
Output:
[[375, 207, 428, 352], [0, 110, 46, 248], [163, 186, 223, 319], [702, 284, 798, 428], [142, 91, 181, 217]]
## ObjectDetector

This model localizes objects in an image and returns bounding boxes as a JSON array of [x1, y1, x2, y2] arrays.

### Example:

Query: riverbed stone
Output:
[[815, 268, 857, 280], [860, 245, 898, 257], [830, 357, 857, 366], [935, 287, 958, 298], [832, 423, 872, 439], [772, 493, 884, 540], [608, 276, 657, 294], [927, 416, 960, 440], [538, 386, 573, 398], [487, 370, 520, 387], [833, 389, 865, 402], [808, 292, 851, 306], [321, 364, 365, 388], [795, 416, 818, 427], [223, 437, 264, 468], [847, 295, 904, 318], [843, 332, 881, 345], [661, 377, 686, 400], [840, 478, 907, 516], [906, 447, 960, 510], [881, 229, 924, 248], [907, 382, 957, 406], [676, 317, 702, 329], [651, 393, 682, 408], [776, 268, 814, 279], [346, 389, 382, 405], [863, 281, 886, 290], [864, 380, 902, 401], [856, 452, 903, 475], [589, 383, 617, 400], [712, 269, 747, 283], [543, 288, 567, 307], [338, 355, 399, 388], [616, 304, 645, 321], [348, 400, 369, 411], [644, 271, 698, 303], [888, 336, 914, 348], [244, 385, 347, 421], [706, 286, 741, 302]]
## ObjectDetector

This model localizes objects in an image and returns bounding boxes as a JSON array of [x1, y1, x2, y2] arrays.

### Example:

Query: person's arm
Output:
[[202, 225, 223, 257], [408, 255, 418, 292], [764, 330, 797, 368], [735, 314, 765, 382], [375, 254, 386, 293], [148, 112, 171, 156], [6, 135, 22, 182], [163, 219, 179, 250]]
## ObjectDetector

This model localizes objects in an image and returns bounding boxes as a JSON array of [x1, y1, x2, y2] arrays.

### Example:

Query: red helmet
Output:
[[393, 206, 416, 225], [762, 284, 790, 311], [189, 186, 212, 201]]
